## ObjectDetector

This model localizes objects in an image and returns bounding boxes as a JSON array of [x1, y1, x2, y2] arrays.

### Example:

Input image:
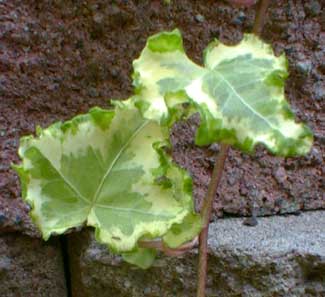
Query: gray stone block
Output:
[[0, 234, 67, 297], [68, 211, 325, 297]]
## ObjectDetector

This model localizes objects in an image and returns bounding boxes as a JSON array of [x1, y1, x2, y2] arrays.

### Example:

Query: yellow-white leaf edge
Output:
[[131, 29, 313, 156], [13, 100, 199, 254]]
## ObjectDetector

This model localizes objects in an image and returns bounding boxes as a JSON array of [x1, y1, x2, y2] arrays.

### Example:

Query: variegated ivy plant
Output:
[[14, 29, 312, 270]]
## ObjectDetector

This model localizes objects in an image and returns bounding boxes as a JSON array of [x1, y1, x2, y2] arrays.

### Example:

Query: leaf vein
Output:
[[91, 120, 149, 206], [96, 203, 173, 218], [36, 150, 90, 204], [215, 71, 277, 130]]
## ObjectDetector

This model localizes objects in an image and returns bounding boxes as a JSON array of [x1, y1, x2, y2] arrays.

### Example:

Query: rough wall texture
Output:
[[0, 0, 324, 236], [68, 212, 325, 297], [0, 1, 324, 296], [0, 234, 66, 297]]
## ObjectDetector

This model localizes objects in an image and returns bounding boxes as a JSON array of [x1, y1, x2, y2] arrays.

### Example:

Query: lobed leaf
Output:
[[132, 30, 313, 156], [132, 29, 204, 125], [13, 102, 199, 253]]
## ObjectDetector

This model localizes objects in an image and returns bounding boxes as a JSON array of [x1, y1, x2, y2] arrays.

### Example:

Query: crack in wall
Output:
[[60, 235, 72, 297]]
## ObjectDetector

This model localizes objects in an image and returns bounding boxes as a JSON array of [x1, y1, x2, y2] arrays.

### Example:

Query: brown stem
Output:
[[195, 1, 271, 296], [253, 0, 271, 36], [196, 144, 229, 297], [138, 237, 198, 257]]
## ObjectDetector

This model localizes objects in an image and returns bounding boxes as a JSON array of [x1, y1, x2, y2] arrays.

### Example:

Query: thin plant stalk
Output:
[[196, 144, 229, 297], [196, 1, 271, 296], [138, 237, 198, 257], [253, 0, 271, 35]]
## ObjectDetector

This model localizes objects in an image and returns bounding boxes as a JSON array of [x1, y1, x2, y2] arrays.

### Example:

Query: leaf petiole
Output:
[[197, 144, 229, 297], [138, 237, 198, 257]]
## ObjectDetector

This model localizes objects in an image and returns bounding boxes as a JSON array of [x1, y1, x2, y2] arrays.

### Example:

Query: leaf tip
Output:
[[147, 28, 184, 53]]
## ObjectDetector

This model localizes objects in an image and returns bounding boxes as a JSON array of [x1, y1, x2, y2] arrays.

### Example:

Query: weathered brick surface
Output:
[[68, 212, 325, 297], [0, 0, 324, 237], [0, 234, 66, 297]]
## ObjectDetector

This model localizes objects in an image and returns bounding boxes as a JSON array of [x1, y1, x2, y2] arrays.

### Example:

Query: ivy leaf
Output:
[[132, 30, 312, 156], [13, 102, 198, 253], [122, 248, 157, 269], [132, 29, 204, 124]]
